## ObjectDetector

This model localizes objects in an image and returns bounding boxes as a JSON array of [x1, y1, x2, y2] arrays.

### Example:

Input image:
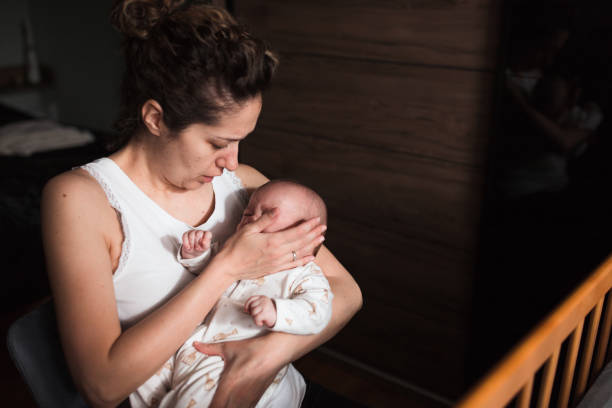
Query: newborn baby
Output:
[[133, 180, 333, 408], [179, 179, 331, 332]]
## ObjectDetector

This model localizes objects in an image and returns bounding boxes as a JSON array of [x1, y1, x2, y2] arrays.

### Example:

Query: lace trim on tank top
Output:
[[81, 163, 131, 278], [225, 169, 249, 206]]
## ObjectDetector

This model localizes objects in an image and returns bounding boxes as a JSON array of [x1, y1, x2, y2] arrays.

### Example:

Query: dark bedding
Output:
[[0, 104, 108, 308]]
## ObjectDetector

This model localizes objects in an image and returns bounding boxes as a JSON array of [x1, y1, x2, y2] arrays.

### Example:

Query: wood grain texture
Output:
[[258, 54, 494, 167], [241, 127, 484, 250], [240, 137, 479, 395], [234, 0, 500, 399], [234, 0, 501, 70], [294, 349, 449, 408], [321, 217, 474, 396]]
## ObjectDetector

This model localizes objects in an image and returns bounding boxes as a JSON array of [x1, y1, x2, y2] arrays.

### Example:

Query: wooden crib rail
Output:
[[458, 254, 612, 408]]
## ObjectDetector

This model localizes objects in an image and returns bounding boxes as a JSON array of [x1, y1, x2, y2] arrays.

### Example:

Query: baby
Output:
[[134, 180, 332, 408], [179, 179, 331, 333]]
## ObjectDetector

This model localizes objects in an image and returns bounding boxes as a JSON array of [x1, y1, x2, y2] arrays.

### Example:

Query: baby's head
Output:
[[237, 180, 327, 237]]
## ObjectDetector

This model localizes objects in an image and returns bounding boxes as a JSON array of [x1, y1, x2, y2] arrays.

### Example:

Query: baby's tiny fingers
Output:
[[182, 234, 192, 250], [203, 231, 212, 243], [244, 296, 259, 312]]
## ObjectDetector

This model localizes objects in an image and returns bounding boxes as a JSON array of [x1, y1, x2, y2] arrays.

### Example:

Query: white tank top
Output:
[[81, 157, 248, 328]]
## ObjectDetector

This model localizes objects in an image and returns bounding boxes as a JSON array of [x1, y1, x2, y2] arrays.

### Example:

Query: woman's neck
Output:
[[110, 138, 179, 194], [110, 138, 215, 226]]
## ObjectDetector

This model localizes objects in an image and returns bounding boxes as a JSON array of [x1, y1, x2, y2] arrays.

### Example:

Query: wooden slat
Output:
[[235, 0, 501, 70], [574, 299, 604, 400], [594, 293, 612, 373], [255, 53, 493, 167], [518, 377, 534, 408], [558, 323, 584, 408], [457, 255, 612, 408], [537, 347, 560, 408]]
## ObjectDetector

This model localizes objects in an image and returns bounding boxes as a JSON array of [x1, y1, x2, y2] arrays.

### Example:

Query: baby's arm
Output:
[[177, 229, 213, 274], [245, 263, 333, 335]]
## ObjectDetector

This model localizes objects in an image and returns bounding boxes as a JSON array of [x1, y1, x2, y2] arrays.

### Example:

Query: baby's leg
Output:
[[129, 355, 175, 408]]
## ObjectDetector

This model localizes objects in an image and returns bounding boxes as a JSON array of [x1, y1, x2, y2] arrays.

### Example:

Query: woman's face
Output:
[[156, 95, 262, 190]]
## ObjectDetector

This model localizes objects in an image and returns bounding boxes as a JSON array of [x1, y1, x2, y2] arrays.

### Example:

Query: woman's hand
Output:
[[193, 337, 282, 408], [213, 208, 326, 281]]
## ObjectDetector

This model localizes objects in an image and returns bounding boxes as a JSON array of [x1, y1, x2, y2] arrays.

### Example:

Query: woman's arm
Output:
[[42, 169, 321, 407], [194, 165, 363, 407], [42, 170, 236, 407]]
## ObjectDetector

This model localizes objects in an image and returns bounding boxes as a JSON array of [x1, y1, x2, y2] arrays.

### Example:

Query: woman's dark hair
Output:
[[109, 0, 278, 149]]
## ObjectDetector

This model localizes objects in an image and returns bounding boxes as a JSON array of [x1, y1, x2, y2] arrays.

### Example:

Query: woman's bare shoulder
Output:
[[235, 163, 270, 193], [42, 168, 110, 214]]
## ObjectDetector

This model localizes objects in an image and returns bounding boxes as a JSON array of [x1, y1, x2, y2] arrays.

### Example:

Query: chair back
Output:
[[7, 300, 87, 408]]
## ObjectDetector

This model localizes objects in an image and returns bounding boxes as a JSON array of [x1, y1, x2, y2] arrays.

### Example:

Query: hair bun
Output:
[[111, 0, 185, 40]]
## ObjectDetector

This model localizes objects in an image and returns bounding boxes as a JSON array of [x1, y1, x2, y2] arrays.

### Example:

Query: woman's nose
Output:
[[218, 143, 239, 171]]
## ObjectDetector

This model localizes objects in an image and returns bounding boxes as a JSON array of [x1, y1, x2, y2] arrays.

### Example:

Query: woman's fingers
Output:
[[193, 341, 224, 359], [242, 208, 279, 233], [206, 337, 277, 408], [276, 219, 326, 253], [274, 216, 322, 243]]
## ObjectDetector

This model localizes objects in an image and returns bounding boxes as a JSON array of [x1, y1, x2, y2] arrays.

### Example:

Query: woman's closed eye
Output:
[[212, 143, 229, 150]]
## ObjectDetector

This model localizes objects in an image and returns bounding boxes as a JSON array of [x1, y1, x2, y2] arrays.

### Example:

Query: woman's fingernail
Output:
[[319, 236, 325, 243], [321, 225, 327, 232]]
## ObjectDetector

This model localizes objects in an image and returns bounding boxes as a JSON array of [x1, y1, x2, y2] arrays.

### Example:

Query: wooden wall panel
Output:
[[260, 54, 493, 166], [235, 0, 499, 70], [240, 62, 487, 395], [241, 125, 484, 252], [235, 0, 500, 400]]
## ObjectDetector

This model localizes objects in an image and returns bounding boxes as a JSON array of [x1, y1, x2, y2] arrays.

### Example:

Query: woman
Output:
[[40, 1, 362, 407]]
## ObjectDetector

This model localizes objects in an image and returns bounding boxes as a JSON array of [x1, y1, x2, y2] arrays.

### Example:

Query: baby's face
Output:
[[237, 188, 304, 233]]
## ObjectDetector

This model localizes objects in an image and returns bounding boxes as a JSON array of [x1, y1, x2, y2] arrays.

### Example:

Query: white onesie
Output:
[[132, 227, 333, 408]]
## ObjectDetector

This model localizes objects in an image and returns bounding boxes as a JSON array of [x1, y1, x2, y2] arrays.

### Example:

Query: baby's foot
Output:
[[181, 230, 212, 259]]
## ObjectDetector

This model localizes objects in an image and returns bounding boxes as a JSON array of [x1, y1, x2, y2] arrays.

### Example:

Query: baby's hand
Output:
[[244, 295, 277, 328], [181, 230, 212, 259]]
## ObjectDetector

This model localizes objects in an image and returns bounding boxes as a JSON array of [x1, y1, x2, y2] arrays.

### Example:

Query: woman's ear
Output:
[[141, 99, 165, 136]]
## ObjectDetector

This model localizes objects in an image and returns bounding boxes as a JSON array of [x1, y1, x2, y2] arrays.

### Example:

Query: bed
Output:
[[458, 253, 612, 407], [0, 103, 108, 310]]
